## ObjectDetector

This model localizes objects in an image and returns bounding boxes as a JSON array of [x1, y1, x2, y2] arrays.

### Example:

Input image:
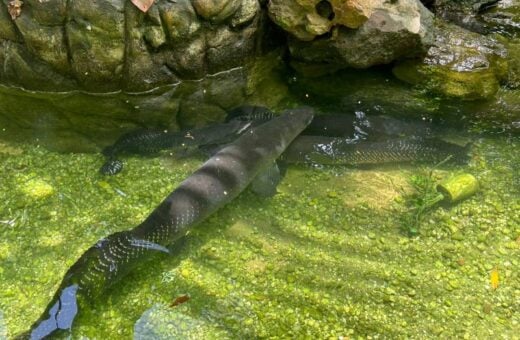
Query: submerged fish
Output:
[[282, 136, 470, 166], [20, 108, 314, 339], [100, 106, 443, 175], [227, 105, 433, 140], [100, 119, 252, 175]]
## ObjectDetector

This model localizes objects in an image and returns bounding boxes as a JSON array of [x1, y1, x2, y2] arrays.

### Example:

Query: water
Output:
[[0, 70, 519, 338]]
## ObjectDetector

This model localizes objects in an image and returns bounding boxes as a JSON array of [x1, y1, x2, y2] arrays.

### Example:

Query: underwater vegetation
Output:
[[0, 127, 518, 338]]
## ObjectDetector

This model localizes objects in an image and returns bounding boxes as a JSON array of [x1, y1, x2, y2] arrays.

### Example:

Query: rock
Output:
[[134, 304, 229, 339], [430, 0, 500, 34], [479, 0, 520, 38], [21, 178, 55, 200], [192, 0, 241, 23], [269, 0, 434, 69], [0, 51, 288, 152], [505, 39, 520, 89], [465, 87, 520, 133], [393, 20, 508, 100], [0, 1, 20, 41], [0, 0, 266, 92], [230, 0, 260, 27], [67, 0, 126, 91], [289, 67, 442, 119]]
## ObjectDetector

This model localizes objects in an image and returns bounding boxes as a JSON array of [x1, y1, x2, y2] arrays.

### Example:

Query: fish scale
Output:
[[282, 136, 470, 165]]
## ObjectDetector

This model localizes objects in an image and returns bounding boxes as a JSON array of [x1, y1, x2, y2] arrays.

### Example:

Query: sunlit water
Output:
[[0, 73, 519, 338]]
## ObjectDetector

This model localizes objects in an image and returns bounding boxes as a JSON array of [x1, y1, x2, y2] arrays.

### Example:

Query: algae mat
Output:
[[0, 136, 518, 338]]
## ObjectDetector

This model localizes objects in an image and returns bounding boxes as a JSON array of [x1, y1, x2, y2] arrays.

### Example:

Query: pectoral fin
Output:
[[250, 162, 281, 198]]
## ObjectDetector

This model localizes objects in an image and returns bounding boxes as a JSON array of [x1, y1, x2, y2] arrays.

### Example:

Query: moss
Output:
[[393, 60, 501, 100], [0, 131, 518, 338], [20, 178, 55, 200]]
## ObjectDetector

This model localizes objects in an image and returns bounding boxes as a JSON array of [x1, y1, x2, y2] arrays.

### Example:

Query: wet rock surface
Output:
[[269, 0, 434, 69], [0, 0, 265, 92], [393, 20, 508, 100], [0, 51, 289, 152]]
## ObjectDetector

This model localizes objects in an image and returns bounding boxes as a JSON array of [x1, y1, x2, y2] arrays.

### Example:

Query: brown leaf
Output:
[[131, 0, 155, 13], [169, 294, 190, 307]]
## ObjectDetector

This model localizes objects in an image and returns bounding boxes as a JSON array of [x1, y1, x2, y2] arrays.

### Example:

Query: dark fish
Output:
[[226, 105, 432, 140], [304, 114, 434, 140], [100, 120, 252, 175], [282, 136, 471, 166], [20, 108, 314, 339]]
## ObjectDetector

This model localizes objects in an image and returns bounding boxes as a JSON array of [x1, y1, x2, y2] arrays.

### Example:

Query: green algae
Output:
[[0, 133, 518, 339]]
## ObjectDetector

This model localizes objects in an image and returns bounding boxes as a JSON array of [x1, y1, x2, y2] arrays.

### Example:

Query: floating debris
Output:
[[490, 267, 499, 290], [170, 294, 190, 307]]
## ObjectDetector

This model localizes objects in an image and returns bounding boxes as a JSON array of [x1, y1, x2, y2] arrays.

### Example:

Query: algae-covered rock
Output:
[[393, 21, 508, 100], [430, 0, 500, 34], [134, 304, 229, 339], [466, 87, 520, 132], [0, 0, 265, 92], [21, 178, 55, 200], [0, 50, 287, 152], [505, 39, 520, 88], [289, 67, 441, 118], [480, 0, 520, 38], [270, 0, 434, 69]]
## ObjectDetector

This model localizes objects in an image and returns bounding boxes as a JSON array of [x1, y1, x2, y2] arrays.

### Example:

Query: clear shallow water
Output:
[[0, 72, 519, 338]]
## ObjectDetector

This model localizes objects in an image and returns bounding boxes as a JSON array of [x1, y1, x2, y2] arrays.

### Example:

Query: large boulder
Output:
[[268, 0, 434, 69], [393, 20, 508, 100], [0, 0, 264, 92]]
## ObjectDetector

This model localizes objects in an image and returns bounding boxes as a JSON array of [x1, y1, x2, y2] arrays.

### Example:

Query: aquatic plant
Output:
[[398, 168, 443, 236]]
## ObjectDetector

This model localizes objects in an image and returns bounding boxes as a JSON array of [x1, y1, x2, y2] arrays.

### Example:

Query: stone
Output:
[[267, 0, 330, 41], [430, 0, 503, 34], [0, 0, 266, 92], [66, 0, 126, 91], [158, 0, 201, 42], [271, 0, 434, 68], [13, 15, 70, 74], [230, 0, 260, 27], [505, 39, 520, 89], [0, 40, 77, 91], [0, 1, 20, 41], [393, 21, 508, 100], [192, 0, 241, 23], [124, 4, 179, 91]]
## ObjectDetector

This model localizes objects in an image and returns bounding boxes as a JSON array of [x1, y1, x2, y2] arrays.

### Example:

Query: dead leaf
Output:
[[169, 294, 190, 307], [8, 0, 23, 20], [131, 0, 155, 13]]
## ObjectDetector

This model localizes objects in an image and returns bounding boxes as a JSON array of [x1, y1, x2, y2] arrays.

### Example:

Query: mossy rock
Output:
[[505, 39, 520, 89], [393, 21, 508, 100], [21, 178, 55, 200]]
